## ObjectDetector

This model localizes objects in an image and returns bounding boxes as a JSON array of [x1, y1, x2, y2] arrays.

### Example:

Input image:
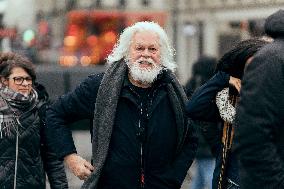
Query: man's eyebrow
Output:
[[134, 42, 159, 46]]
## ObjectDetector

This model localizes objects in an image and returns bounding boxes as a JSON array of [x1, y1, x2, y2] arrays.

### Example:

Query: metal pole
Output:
[[172, 0, 179, 60]]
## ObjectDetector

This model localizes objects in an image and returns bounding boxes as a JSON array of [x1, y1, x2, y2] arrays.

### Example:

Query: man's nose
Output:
[[141, 49, 150, 57]]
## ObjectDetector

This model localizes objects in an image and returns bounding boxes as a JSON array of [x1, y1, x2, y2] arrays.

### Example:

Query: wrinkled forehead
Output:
[[131, 31, 160, 47]]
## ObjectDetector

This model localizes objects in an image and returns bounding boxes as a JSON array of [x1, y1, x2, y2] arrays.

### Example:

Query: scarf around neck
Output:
[[82, 59, 188, 189], [0, 84, 38, 138]]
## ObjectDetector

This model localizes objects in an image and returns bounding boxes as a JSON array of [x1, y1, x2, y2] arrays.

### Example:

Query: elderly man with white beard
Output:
[[45, 21, 198, 189]]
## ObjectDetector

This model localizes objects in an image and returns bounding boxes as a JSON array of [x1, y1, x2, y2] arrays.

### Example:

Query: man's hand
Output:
[[229, 76, 241, 93], [64, 153, 94, 180]]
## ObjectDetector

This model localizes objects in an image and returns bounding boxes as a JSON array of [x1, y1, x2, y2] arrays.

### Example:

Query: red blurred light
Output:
[[102, 31, 117, 44], [68, 24, 79, 36], [87, 35, 98, 46]]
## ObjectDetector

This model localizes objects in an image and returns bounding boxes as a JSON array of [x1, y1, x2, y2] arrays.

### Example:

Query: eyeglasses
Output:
[[9, 76, 33, 85]]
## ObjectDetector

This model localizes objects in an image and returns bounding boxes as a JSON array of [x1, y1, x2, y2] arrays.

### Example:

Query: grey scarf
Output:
[[0, 85, 38, 139], [82, 60, 188, 189]]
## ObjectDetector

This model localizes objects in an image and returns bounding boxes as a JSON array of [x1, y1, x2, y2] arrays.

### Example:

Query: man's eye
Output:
[[136, 47, 144, 51], [149, 48, 157, 52]]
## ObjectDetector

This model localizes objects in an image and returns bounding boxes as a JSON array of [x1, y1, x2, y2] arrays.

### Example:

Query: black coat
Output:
[[46, 70, 198, 189], [186, 72, 240, 189], [234, 37, 284, 188], [0, 84, 68, 189]]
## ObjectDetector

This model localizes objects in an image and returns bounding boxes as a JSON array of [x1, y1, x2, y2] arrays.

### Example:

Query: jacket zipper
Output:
[[12, 102, 38, 189], [139, 120, 145, 188], [139, 102, 145, 188]]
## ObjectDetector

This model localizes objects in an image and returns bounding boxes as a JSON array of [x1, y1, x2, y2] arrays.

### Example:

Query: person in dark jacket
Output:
[[186, 38, 270, 189], [233, 9, 284, 189], [185, 56, 217, 97], [0, 52, 68, 189], [45, 21, 198, 189], [184, 55, 217, 189]]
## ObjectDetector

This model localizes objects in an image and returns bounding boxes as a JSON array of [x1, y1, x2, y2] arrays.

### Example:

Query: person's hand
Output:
[[64, 153, 94, 180], [229, 76, 241, 93]]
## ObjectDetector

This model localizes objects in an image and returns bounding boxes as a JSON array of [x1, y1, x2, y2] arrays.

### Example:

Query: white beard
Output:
[[127, 57, 163, 84]]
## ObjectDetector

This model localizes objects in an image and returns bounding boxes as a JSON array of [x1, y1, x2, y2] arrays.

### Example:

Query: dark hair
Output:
[[0, 53, 36, 81], [216, 38, 270, 79], [192, 56, 217, 79], [185, 55, 217, 97]]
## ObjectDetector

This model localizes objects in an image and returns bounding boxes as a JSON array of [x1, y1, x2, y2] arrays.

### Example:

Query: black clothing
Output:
[[46, 60, 198, 189], [98, 76, 177, 189], [185, 57, 216, 158], [186, 72, 240, 189], [186, 72, 229, 122], [234, 10, 284, 188], [0, 84, 68, 189]]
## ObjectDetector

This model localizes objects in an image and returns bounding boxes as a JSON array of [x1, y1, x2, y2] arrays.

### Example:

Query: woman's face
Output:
[[4, 67, 33, 96]]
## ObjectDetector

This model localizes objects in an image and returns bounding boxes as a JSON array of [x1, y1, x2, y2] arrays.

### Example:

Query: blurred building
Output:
[[177, 0, 284, 83], [1, 0, 284, 83], [1, 0, 171, 64]]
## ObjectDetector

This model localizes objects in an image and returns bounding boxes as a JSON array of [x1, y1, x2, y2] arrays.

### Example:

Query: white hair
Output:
[[106, 21, 176, 72]]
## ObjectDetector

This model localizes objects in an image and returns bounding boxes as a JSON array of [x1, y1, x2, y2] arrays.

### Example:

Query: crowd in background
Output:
[[0, 8, 283, 189]]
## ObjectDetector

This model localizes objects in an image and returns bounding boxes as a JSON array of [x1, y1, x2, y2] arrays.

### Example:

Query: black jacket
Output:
[[46, 69, 198, 189], [186, 72, 240, 189], [234, 10, 284, 189], [0, 84, 68, 189]]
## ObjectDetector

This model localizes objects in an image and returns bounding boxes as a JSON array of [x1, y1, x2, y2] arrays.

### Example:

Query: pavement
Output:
[[47, 130, 192, 189]]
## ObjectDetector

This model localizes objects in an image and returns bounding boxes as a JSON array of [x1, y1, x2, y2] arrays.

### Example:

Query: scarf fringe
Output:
[[0, 120, 18, 139]]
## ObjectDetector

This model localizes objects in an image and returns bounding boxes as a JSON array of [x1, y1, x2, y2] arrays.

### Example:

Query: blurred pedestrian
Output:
[[234, 9, 284, 189], [0, 52, 68, 189], [45, 21, 198, 189], [184, 55, 217, 189], [185, 55, 217, 97], [186, 38, 270, 189]]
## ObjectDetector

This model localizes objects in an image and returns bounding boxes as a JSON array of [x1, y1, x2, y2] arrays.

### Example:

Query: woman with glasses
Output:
[[0, 52, 68, 189]]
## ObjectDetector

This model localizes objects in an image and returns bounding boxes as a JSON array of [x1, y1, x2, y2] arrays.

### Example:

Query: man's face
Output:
[[128, 31, 161, 69], [127, 31, 163, 85]]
